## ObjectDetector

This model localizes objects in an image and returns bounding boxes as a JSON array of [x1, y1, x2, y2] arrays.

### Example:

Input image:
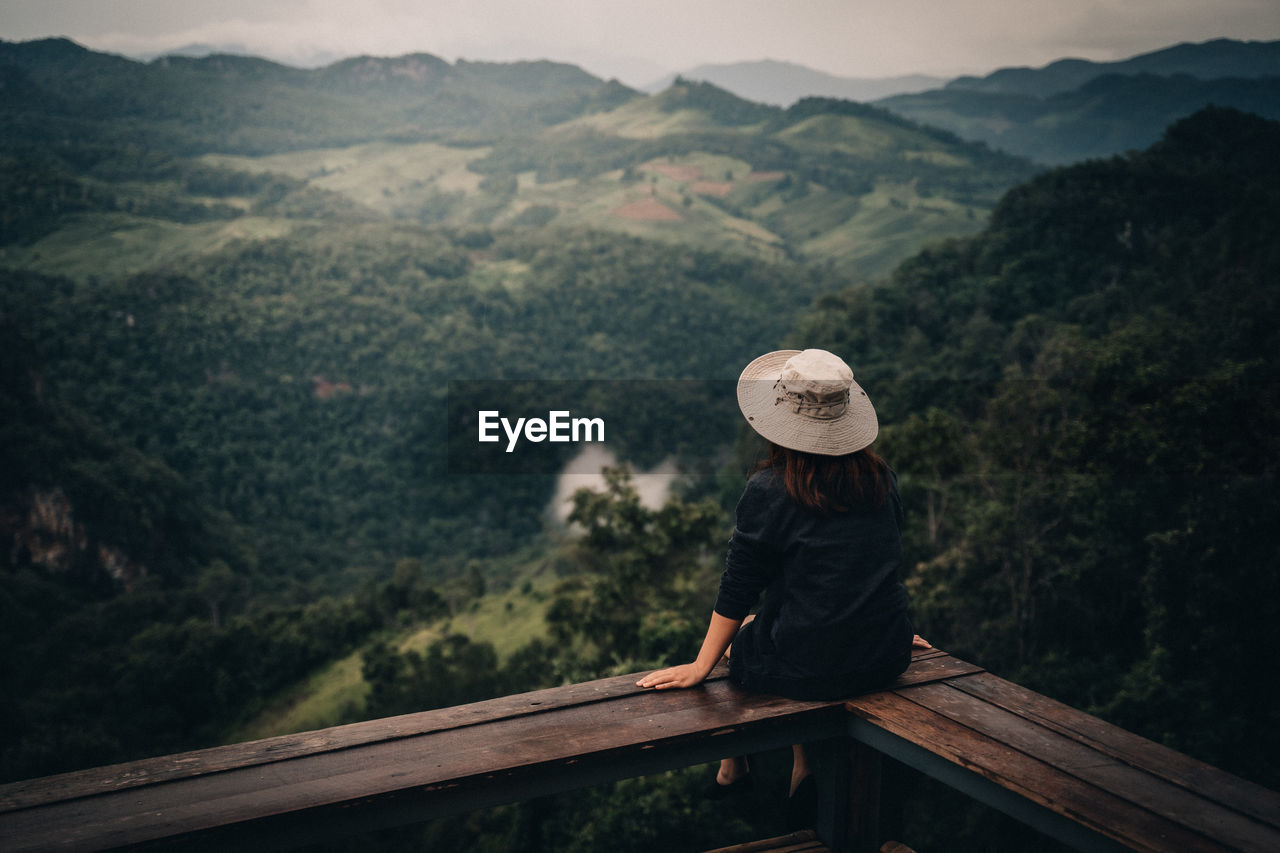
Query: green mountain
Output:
[[879, 72, 1280, 165], [0, 37, 634, 157], [1, 39, 1036, 284], [877, 38, 1280, 164], [945, 37, 1280, 96]]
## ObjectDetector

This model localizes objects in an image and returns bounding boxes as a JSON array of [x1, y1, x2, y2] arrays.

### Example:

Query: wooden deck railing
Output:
[[2, 648, 1277, 852]]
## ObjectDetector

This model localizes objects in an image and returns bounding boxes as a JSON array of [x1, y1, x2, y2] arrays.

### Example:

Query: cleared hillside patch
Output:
[[203, 142, 488, 216], [0, 214, 298, 281]]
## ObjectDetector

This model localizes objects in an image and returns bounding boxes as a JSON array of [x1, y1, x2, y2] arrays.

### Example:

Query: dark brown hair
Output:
[[756, 442, 891, 514]]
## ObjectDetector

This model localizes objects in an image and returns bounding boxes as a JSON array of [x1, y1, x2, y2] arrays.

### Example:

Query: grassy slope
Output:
[[227, 554, 560, 741], [204, 142, 487, 216]]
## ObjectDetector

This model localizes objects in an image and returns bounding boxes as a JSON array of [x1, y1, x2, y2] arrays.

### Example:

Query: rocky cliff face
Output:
[[6, 486, 146, 588]]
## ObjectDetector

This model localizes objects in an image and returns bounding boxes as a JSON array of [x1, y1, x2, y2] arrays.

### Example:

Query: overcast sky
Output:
[[4, 0, 1279, 85]]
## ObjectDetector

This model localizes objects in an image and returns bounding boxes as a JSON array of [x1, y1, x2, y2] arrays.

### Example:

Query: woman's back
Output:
[[719, 462, 912, 700]]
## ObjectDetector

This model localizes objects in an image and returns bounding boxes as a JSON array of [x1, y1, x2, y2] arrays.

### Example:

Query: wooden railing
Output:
[[2, 648, 1277, 852]]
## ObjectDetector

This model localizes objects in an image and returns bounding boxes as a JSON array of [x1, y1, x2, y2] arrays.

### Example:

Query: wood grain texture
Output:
[[848, 687, 1231, 852], [703, 830, 830, 853], [899, 680, 1277, 852], [7, 649, 1271, 853], [947, 672, 1280, 828], [847, 672, 1280, 853], [0, 648, 960, 812], [0, 651, 966, 852]]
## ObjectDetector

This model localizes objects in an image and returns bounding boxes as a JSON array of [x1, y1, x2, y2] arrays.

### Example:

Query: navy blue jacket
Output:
[[714, 466, 913, 700]]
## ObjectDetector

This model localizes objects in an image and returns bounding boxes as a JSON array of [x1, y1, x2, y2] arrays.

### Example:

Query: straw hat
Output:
[[737, 349, 878, 455]]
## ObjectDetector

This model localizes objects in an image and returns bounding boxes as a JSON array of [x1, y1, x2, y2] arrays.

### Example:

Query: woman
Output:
[[637, 348, 926, 809]]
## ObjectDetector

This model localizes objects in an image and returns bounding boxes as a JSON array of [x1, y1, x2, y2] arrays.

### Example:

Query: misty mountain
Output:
[[946, 37, 1280, 97], [0, 37, 636, 156], [140, 42, 346, 69], [876, 38, 1280, 164], [648, 59, 945, 106]]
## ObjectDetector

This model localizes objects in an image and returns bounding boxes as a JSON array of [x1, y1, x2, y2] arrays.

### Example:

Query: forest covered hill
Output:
[[1, 34, 1278, 852], [877, 38, 1280, 163]]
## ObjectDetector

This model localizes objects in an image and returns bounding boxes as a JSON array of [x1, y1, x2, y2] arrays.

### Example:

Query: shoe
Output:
[[703, 771, 753, 800], [786, 775, 817, 830]]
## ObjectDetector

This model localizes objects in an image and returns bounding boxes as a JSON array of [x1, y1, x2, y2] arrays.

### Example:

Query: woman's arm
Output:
[[636, 611, 742, 689]]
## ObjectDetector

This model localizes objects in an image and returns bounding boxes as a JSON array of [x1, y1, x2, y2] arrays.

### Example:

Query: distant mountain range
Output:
[[635, 39, 1280, 165], [0, 38, 1036, 285], [0, 37, 632, 156], [5, 34, 1276, 185], [876, 38, 1280, 164], [645, 59, 944, 106], [134, 41, 346, 69], [944, 37, 1280, 96]]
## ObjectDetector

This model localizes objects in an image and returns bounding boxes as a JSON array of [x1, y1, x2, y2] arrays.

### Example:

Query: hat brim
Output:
[[737, 350, 879, 456]]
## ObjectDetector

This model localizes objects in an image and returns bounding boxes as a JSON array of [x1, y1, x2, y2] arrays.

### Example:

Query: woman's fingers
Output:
[[912, 634, 933, 649], [637, 665, 694, 689], [637, 669, 670, 688]]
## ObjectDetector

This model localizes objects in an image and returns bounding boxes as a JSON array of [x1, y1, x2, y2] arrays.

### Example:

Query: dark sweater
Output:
[[714, 466, 913, 700]]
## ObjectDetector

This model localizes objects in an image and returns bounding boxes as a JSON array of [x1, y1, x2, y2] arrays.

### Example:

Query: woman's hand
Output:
[[912, 634, 933, 649], [637, 662, 711, 690], [638, 611, 741, 690]]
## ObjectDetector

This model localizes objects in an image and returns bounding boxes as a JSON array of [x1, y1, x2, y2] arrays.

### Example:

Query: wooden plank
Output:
[[0, 648, 967, 814], [886, 653, 983, 687], [703, 830, 829, 852], [891, 681, 1280, 853], [0, 648, 981, 853], [846, 687, 1230, 852], [0, 681, 849, 852], [1, 647, 977, 853], [947, 672, 1280, 830], [0, 665, 708, 812]]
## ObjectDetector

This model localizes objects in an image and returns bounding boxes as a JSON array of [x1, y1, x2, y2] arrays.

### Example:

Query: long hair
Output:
[[756, 442, 891, 514]]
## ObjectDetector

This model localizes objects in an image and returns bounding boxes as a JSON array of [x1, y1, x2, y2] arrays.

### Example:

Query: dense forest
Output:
[[796, 107, 1280, 785], [2, 35, 1278, 852]]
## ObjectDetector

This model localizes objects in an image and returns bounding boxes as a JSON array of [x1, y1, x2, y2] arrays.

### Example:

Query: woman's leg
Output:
[[785, 743, 818, 829], [716, 755, 749, 784], [790, 743, 811, 795]]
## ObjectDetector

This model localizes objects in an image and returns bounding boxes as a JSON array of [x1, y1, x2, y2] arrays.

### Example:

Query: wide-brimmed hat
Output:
[[737, 349, 878, 456]]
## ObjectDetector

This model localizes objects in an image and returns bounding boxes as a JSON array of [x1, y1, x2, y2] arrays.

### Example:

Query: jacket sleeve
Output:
[[713, 474, 783, 620]]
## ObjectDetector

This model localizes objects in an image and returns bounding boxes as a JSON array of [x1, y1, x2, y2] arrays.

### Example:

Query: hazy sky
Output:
[[4, 0, 1279, 85]]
